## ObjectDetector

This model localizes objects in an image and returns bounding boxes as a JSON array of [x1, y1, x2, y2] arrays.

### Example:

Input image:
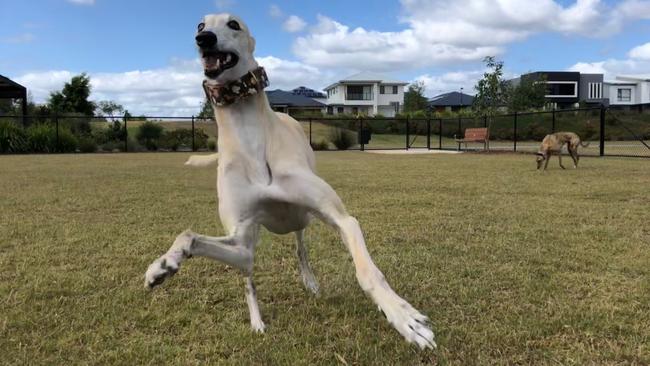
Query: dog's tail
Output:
[[184, 153, 219, 167], [579, 141, 590, 148]]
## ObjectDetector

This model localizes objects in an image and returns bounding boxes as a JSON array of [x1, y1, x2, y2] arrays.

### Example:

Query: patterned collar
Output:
[[202, 67, 270, 107]]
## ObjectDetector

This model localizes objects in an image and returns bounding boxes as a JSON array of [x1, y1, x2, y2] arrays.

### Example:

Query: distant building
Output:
[[604, 75, 650, 112], [323, 72, 408, 117], [511, 71, 606, 109], [428, 91, 475, 112], [266, 89, 325, 116], [0, 74, 28, 120], [291, 86, 327, 106]]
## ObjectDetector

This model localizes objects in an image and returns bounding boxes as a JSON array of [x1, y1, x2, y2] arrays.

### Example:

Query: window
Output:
[[617, 88, 631, 102], [352, 107, 358, 114], [588, 82, 602, 99], [346, 85, 373, 100], [337, 107, 344, 114], [380, 85, 398, 94], [545, 82, 577, 97], [390, 102, 400, 113], [327, 106, 333, 115]]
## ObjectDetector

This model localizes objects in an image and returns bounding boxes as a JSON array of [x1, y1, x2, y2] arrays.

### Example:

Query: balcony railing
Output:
[[346, 92, 373, 101]]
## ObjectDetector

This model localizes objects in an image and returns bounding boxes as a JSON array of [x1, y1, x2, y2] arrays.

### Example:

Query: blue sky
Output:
[[1, 0, 650, 115]]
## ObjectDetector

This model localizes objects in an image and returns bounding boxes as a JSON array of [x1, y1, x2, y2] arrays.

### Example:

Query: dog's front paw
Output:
[[251, 319, 266, 333], [378, 296, 436, 350], [144, 257, 180, 289], [144, 230, 194, 289]]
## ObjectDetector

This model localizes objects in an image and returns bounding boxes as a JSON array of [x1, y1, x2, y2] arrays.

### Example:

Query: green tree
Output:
[[136, 121, 164, 151], [473, 56, 507, 118], [198, 97, 214, 119], [96, 100, 124, 119], [47, 73, 95, 116], [505, 74, 547, 112], [403, 81, 429, 114]]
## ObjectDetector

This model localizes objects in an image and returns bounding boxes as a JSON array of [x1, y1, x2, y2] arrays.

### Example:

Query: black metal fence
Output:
[[1, 106, 649, 157]]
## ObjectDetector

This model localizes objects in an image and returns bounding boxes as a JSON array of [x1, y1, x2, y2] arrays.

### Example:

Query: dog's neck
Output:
[[203, 67, 269, 107], [208, 68, 275, 166]]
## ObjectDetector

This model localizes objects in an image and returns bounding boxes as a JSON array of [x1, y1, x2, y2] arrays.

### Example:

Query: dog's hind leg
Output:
[[295, 229, 319, 295]]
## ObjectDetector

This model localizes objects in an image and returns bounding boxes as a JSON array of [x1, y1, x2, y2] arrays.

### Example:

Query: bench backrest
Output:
[[464, 128, 489, 140]]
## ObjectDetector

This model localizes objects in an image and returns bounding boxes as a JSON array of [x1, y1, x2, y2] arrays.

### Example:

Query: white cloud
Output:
[[569, 59, 650, 79], [1, 33, 35, 44], [569, 42, 650, 79], [628, 42, 650, 60], [413, 71, 484, 97], [291, 1, 650, 72], [269, 4, 283, 18], [67, 0, 95, 5], [12, 57, 326, 116], [215, 0, 234, 10], [293, 15, 501, 72], [283, 15, 307, 33]]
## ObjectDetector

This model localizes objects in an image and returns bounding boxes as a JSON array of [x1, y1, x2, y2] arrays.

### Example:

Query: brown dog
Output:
[[536, 132, 589, 170]]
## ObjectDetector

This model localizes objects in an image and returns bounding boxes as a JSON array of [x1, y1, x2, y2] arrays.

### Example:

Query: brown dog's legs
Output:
[[543, 152, 551, 170], [568, 146, 579, 168]]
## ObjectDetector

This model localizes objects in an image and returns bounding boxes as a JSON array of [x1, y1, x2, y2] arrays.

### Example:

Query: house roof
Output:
[[324, 71, 408, 90], [291, 86, 326, 99], [428, 91, 475, 107], [615, 75, 650, 82], [266, 89, 325, 108], [0, 74, 27, 99]]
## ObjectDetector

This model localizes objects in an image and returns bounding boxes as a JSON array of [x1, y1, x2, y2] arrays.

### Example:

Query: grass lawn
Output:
[[1, 152, 648, 365]]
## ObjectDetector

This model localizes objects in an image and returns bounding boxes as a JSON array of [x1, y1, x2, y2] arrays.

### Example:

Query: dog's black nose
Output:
[[195, 31, 217, 48]]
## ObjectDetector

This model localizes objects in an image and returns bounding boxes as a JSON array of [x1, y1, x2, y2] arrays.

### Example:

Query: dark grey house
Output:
[[428, 91, 475, 112], [0, 75, 28, 121], [266, 89, 325, 116], [514, 71, 606, 109]]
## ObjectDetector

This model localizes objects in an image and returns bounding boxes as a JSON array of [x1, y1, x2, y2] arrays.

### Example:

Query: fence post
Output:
[[191, 115, 196, 152], [439, 119, 442, 149], [359, 117, 364, 151], [552, 109, 556, 133], [55, 114, 59, 153], [513, 112, 518, 152], [599, 105, 605, 157], [123, 113, 128, 152], [309, 117, 312, 146], [457, 115, 462, 138], [426, 118, 431, 150], [405, 115, 410, 150]]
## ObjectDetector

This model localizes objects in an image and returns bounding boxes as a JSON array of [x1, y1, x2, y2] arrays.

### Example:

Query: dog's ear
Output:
[[248, 36, 256, 53]]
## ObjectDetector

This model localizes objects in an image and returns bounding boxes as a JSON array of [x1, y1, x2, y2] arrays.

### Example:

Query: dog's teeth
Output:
[[226, 54, 231, 63]]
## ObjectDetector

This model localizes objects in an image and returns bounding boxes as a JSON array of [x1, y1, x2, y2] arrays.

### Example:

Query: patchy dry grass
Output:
[[0, 152, 648, 365]]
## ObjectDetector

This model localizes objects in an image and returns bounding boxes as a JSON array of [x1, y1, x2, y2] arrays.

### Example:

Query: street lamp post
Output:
[[460, 87, 464, 111]]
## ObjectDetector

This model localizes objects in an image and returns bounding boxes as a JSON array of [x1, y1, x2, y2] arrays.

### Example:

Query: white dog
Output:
[[144, 13, 435, 349]]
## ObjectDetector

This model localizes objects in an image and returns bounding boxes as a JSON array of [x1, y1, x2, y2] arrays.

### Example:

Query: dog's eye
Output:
[[227, 20, 241, 31], [197, 22, 205, 32]]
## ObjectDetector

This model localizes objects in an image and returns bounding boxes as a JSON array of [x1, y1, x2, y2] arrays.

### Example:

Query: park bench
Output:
[[454, 127, 490, 151]]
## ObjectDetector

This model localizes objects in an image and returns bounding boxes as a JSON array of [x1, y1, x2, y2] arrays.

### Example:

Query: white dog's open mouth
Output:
[[202, 50, 239, 79]]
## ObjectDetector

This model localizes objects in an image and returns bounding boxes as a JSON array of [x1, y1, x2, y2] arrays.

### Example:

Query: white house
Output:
[[604, 75, 650, 111], [323, 72, 408, 117]]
